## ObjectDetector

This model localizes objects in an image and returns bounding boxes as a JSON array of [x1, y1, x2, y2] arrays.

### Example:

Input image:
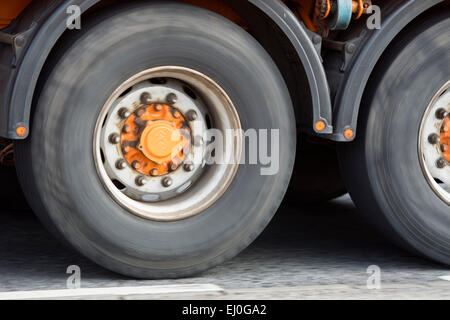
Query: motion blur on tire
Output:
[[0, 0, 448, 279]]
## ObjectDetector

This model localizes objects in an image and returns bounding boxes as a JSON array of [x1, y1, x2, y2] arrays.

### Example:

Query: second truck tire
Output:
[[339, 14, 450, 265]]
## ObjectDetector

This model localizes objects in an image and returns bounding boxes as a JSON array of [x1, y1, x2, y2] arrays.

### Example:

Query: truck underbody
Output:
[[0, 0, 449, 278]]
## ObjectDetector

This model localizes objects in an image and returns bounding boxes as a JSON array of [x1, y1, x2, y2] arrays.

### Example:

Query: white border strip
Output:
[[0, 284, 224, 300]]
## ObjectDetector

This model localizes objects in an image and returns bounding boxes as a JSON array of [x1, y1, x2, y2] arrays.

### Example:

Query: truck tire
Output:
[[14, 2, 296, 278], [339, 14, 450, 264]]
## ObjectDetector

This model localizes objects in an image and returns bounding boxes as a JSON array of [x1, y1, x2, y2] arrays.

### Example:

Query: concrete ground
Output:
[[0, 194, 449, 300]]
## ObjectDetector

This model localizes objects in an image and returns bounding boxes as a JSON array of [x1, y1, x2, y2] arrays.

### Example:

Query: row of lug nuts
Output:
[[109, 91, 199, 188], [428, 108, 449, 169], [114, 158, 195, 188]]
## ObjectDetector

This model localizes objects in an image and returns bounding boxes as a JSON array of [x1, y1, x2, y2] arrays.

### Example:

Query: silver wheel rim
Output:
[[419, 81, 450, 204], [94, 67, 242, 221]]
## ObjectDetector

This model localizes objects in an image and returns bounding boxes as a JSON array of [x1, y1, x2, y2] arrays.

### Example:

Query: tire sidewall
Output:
[[362, 17, 450, 262], [27, 3, 295, 277]]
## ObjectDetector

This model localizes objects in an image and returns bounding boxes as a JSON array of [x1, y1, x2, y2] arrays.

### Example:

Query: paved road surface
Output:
[[0, 195, 449, 299]]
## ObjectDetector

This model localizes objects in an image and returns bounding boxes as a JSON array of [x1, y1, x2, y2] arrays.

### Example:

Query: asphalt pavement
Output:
[[0, 194, 449, 299]]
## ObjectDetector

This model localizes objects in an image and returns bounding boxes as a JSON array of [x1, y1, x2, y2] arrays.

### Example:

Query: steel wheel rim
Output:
[[93, 67, 242, 221], [419, 81, 450, 205]]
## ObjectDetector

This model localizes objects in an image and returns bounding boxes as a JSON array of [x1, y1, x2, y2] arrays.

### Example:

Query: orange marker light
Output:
[[344, 128, 354, 140], [16, 126, 27, 137], [315, 121, 326, 132]]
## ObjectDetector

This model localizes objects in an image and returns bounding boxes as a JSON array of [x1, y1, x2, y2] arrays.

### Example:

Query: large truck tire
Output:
[[339, 14, 450, 264], [14, 2, 296, 278]]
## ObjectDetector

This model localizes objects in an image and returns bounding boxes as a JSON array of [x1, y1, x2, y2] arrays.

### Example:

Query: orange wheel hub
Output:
[[120, 103, 191, 176], [441, 115, 450, 163]]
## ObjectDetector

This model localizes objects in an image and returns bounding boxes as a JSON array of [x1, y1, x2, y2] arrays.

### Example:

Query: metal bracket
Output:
[[323, 37, 361, 72], [303, 25, 323, 61], [0, 23, 37, 68]]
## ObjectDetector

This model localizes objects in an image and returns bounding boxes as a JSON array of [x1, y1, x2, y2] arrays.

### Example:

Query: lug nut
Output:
[[118, 108, 131, 119], [428, 133, 440, 145], [150, 168, 159, 176], [131, 161, 141, 170], [436, 157, 447, 169], [169, 162, 179, 171], [115, 159, 127, 170], [109, 133, 121, 144], [186, 110, 198, 121], [184, 163, 194, 172], [441, 144, 449, 153], [162, 177, 173, 188], [135, 175, 147, 186], [154, 104, 162, 111], [436, 108, 447, 120], [122, 124, 131, 134], [140, 92, 152, 105], [136, 108, 146, 117], [166, 93, 178, 105]]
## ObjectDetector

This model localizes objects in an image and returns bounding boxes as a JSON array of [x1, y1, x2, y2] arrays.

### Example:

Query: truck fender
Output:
[[331, 0, 445, 141], [1, 0, 334, 139]]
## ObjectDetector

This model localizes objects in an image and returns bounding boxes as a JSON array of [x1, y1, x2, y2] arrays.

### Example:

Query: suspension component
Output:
[[314, 0, 372, 31]]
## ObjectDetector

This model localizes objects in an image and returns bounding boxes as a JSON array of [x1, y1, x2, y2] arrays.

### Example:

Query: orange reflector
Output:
[[16, 126, 27, 137], [344, 128, 354, 140], [315, 121, 326, 132]]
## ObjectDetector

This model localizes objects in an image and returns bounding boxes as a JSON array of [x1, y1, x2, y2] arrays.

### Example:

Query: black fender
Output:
[[0, 0, 99, 139], [249, 0, 333, 134], [0, 0, 333, 139], [331, 0, 446, 142]]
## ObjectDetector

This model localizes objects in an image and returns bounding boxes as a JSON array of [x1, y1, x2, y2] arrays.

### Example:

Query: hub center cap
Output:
[[121, 103, 191, 177], [139, 121, 183, 164], [440, 115, 450, 163]]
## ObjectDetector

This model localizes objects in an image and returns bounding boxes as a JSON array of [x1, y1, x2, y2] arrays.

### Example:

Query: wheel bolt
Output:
[[131, 161, 141, 170], [150, 168, 159, 176], [109, 133, 121, 144], [436, 108, 447, 120], [166, 93, 178, 105], [184, 163, 194, 172], [186, 110, 198, 121], [169, 162, 178, 171], [162, 177, 173, 188], [140, 92, 152, 105], [428, 133, 439, 145], [436, 157, 447, 169], [118, 108, 131, 119], [135, 175, 147, 186], [115, 159, 127, 170], [441, 144, 449, 153], [136, 108, 146, 117], [122, 124, 131, 133]]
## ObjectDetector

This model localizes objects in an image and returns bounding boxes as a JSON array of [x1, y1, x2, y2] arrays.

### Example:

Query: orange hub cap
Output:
[[120, 103, 191, 176], [139, 121, 183, 164], [441, 115, 450, 163]]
